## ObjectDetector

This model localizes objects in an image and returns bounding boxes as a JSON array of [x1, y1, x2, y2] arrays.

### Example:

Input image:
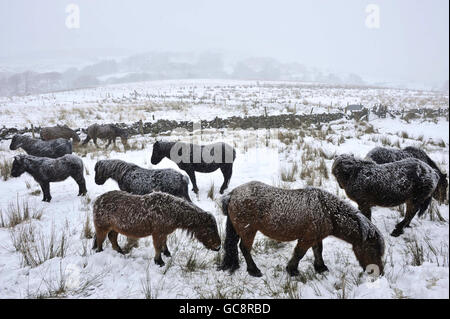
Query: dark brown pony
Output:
[[219, 181, 385, 277], [41, 125, 80, 144], [332, 154, 440, 237], [82, 124, 128, 148], [92, 190, 221, 266]]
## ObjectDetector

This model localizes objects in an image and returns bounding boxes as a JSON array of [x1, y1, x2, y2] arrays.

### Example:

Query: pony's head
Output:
[[433, 173, 448, 204], [151, 141, 165, 165], [72, 132, 81, 144], [332, 154, 359, 189], [352, 213, 385, 275], [9, 135, 22, 150], [94, 161, 108, 185], [191, 213, 221, 252], [11, 155, 26, 178]]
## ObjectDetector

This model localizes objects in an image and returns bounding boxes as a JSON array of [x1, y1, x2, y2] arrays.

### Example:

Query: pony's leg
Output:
[[162, 237, 171, 257], [312, 241, 329, 273], [391, 201, 419, 237], [73, 174, 87, 196], [238, 230, 261, 277], [108, 231, 124, 254], [219, 165, 233, 194], [92, 234, 98, 249], [94, 229, 107, 252], [219, 217, 240, 272], [105, 139, 111, 149], [40, 182, 51, 202], [152, 233, 166, 266], [359, 204, 372, 220], [93, 137, 98, 147], [186, 170, 199, 194], [82, 135, 91, 145], [124, 237, 139, 252], [286, 241, 309, 276]]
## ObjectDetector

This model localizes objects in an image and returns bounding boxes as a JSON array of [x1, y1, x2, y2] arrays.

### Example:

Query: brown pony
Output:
[[219, 181, 385, 277], [40, 125, 80, 144], [92, 190, 221, 266], [82, 124, 128, 148]]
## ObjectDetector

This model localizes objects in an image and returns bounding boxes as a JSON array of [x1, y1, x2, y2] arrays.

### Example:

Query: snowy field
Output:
[[0, 79, 448, 128], [0, 80, 448, 299]]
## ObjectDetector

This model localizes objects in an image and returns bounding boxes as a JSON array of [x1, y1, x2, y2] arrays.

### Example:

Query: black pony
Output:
[[11, 154, 87, 202], [332, 154, 439, 237], [151, 141, 236, 194], [366, 146, 448, 204]]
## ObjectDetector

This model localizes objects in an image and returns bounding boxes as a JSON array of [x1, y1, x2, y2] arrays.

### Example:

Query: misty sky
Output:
[[0, 0, 448, 83]]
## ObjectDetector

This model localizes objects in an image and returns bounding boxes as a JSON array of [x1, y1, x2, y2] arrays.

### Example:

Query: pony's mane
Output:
[[97, 159, 136, 181], [404, 146, 445, 176]]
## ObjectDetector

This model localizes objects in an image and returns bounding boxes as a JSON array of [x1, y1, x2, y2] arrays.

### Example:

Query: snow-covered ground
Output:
[[0, 79, 447, 128], [0, 80, 448, 299]]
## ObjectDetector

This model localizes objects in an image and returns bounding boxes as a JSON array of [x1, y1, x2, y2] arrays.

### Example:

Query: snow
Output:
[[0, 80, 448, 299]]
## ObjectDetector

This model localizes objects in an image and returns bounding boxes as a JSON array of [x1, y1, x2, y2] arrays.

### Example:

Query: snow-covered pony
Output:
[[332, 154, 439, 237], [219, 181, 385, 277], [366, 146, 448, 204], [10, 134, 72, 158], [92, 190, 221, 266], [11, 154, 87, 202], [151, 141, 236, 194]]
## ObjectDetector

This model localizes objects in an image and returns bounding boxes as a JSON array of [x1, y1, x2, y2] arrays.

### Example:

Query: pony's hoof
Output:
[[314, 264, 329, 273], [218, 262, 239, 273], [390, 229, 403, 237], [247, 268, 262, 277], [286, 268, 299, 277], [154, 259, 165, 267]]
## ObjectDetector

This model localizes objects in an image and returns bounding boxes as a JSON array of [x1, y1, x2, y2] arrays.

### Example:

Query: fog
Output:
[[0, 0, 448, 88]]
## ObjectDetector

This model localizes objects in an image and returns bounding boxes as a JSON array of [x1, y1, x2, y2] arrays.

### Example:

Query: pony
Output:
[[151, 141, 236, 194], [82, 124, 129, 148], [218, 181, 385, 277], [332, 154, 439, 236], [10, 134, 72, 158], [366, 146, 448, 204], [94, 159, 191, 201], [92, 190, 221, 266], [11, 154, 87, 202], [40, 125, 80, 144]]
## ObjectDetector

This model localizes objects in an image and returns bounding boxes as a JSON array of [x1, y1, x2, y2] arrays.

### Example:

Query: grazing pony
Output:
[[366, 146, 448, 204], [11, 154, 87, 202], [219, 181, 385, 277], [82, 124, 129, 148], [10, 134, 72, 158], [151, 141, 236, 194], [332, 154, 439, 237], [94, 159, 191, 201], [92, 190, 221, 266], [40, 125, 80, 144]]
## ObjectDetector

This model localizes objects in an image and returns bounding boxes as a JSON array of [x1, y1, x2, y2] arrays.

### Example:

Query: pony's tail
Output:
[[418, 197, 432, 217], [221, 194, 231, 216], [218, 193, 240, 272], [182, 175, 192, 202]]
